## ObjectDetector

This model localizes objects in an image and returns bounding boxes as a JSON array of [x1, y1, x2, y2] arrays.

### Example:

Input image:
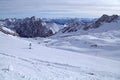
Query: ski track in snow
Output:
[[0, 52, 120, 80]]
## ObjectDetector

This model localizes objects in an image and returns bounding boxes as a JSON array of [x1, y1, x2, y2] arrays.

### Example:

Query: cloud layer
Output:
[[0, 0, 120, 18]]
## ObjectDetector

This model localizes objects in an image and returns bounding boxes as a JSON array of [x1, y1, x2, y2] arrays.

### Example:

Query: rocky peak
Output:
[[61, 18, 85, 33], [97, 14, 118, 23], [31, 16, 37, 21], [13, 17, 53, 37], [91, 14, 119, 28]]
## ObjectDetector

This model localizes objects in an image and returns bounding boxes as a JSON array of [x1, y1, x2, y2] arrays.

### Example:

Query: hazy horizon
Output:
[[0, 0, 120, 18]]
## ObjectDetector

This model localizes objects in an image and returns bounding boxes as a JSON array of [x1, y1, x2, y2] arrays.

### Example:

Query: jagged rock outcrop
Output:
[[4, 18, 16, 28], [97, 14, 118, 23], [14, 16, 53, 37], [61, 18, 85, 33], [91, 14, 119, 28]]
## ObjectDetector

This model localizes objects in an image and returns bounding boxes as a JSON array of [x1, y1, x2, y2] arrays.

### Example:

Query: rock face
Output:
[[97, 14, 118, 23], [61, 18, 85, 33], [92, 14, 119, 28], [4, 18, 16, 28], [14, 16, 53, 37]]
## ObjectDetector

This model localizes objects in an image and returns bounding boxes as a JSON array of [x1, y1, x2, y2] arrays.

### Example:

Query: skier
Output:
[[29, 43, 32, 49]]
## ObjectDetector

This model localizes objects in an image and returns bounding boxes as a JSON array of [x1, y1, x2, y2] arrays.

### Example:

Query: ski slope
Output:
[[0, 30, 120, 80], [27, 29, 120, 61], [28, 19, 120, 61]]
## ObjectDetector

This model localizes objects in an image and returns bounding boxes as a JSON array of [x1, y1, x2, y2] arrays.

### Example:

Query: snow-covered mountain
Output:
[[61, 14, 120, 33], [61, 18, 86, 33], [0, 17, 96, 37], [0, 26, 120, 80], [1, 14, 119, 38], [46, 22, 63, 34]]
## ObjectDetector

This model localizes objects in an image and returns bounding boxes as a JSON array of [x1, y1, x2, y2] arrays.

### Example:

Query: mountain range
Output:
[[0, 14, 119, 38]]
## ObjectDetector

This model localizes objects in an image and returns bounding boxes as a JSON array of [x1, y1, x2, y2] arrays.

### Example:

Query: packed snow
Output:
[[0, 26, 120, 80]]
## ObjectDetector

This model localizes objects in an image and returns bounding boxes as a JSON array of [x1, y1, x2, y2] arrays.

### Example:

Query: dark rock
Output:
[[61, 18, 84, 33], [92, 14, 119, 28], [14, 16, 53, 37]]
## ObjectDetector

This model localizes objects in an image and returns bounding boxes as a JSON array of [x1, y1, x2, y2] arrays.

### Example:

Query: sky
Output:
[[0, 0, 120, 18]]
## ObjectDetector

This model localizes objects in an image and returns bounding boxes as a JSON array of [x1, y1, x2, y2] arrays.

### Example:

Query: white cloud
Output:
[[0, 0, 120, 18]]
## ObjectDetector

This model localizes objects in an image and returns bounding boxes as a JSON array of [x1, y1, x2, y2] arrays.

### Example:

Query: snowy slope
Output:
[[0, 29, 120, 80], [46, 23, 61, 34], [88, 18, 120, 33], [31, 29, 120, 61], [27, 16, 120, 61], [1, 26, 15, 34], [0, 24, 18, 36]]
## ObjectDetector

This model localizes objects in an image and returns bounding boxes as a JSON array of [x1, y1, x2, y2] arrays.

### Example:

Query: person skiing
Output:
[[29, 43, 32, 49]]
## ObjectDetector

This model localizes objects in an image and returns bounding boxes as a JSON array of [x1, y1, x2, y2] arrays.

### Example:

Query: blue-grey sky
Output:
[[0, 0, 120, 18]]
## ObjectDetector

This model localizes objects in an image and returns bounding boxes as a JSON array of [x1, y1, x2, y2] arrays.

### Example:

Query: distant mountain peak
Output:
[[97, 14, 119, 23], [61, 14, 120, 33]]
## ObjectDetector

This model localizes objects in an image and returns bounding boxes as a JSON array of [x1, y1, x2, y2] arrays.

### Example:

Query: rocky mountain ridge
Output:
[[0, 14, 119, 37]]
